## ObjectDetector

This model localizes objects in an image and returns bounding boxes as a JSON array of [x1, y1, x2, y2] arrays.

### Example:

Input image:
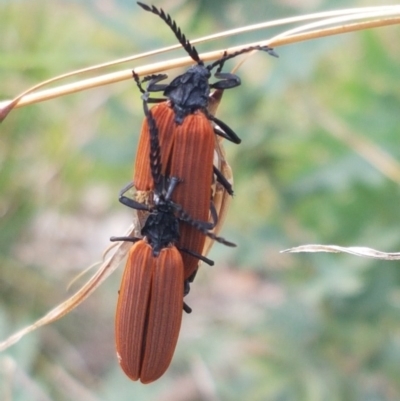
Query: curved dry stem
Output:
[[0, 225, 134, 351], [271, 8, 400, 41], [1, 7, 399, 120], [282, 244, 400, 260], [200, 6, 400, 44], [5, 6, 396, 96], [66, 261, 101, 292], [31, 7, 389, 77], [306, 96, 400, 184]]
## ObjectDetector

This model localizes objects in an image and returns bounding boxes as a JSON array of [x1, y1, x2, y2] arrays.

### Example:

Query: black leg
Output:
[[109, 236, 141, 243], [178, 246, 215, 266], [213, 166, 234, 196], [210, 72, 241, 90], [209, 201, 218, 229], [208, 113, 241, 144], [118, 182, 150, 211], [165, 177, 181, 200], [132, 70, 168, 93], [132, 70, 168, 103], [183, 302, 192, 314], [119, 195, 150, 211], [177, 207, 237, 247]]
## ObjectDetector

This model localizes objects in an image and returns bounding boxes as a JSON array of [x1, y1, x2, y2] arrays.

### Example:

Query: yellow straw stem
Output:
[[1, 15, 399, 115]]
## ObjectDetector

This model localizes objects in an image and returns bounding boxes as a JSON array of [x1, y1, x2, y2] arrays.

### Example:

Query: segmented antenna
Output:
[[137, 2, 202, 64], [207, 45, 279, 73], [142, 96, 162, 186], [133, 71, 168, 93]]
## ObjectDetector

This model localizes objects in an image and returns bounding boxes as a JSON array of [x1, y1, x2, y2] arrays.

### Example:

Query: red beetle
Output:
[[111, 98, 235, 383]]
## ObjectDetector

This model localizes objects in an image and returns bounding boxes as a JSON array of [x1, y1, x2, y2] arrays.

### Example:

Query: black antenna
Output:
[[137, 2, 202, 64], [142, 93, 162, 187], [207, 45, 279, 73]]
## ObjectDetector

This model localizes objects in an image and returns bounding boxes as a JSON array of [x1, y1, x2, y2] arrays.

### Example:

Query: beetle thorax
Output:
[[164, 64, 211, 124], [141, 201, 180, 256]]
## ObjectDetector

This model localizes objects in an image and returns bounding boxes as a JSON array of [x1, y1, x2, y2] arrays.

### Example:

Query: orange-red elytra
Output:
[[115, 242, 183, 383], [133, 103, 215, 280], [111, 98, 235, 383]]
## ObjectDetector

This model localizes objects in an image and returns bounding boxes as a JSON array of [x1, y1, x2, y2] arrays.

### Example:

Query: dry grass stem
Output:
[[282, 245, 400, 260], [1, 7, 399, 120], [308, 98, 400, 184], [0, 225, 134, 351]]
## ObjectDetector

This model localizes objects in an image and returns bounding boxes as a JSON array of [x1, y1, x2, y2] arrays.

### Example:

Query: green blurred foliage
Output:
[[1, 0, 400, 400]]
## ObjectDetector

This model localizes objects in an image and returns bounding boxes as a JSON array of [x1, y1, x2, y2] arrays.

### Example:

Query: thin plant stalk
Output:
[[1, 6, 399, 120]]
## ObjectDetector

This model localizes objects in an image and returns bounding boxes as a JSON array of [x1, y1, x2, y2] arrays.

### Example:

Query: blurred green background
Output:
[[1, 0, 400, 400]]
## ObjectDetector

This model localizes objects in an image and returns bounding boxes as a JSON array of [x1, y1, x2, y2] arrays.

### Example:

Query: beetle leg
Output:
[[183, 302, 192, 314], [176, 207, 237, 247], [119, 181, 135, 196], [118, 182, 151, 211], [164, 176, 182, 200], [183, 269, 199, 313], [141, 73, 169, 93], [207, 113, 241, 144], [210, 72, 241, 90], [187, 269, 198, 284], [184, 280, 191, 296], [132, 71, 168, 92], [184, 269, 198, 295], [132, 70, 168, 103], [178, 246, 215, 266], [208, 201, 219, 229], [213, 166, 234, 196], [119, 194, 150, 211], [109, 235, 141, 243]]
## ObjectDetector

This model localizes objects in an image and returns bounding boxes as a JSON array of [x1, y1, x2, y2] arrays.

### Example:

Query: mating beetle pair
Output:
[[111, 96, 235, 383], [112, 2, 278, 383]]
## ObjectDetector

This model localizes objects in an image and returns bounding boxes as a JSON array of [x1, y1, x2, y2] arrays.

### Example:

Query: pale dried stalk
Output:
[[9, 6, 393, 83], [0, 225, 134, 351], [202, 136, 234, 257], [1, 7, 399, 117], [3, 6, 398, 106], [307, 97, 400, 184], [282, 245, 400, 261]]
